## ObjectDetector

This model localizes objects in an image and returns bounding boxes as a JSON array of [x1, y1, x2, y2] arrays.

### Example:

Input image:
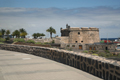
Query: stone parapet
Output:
[[0, 44, 120, 80]]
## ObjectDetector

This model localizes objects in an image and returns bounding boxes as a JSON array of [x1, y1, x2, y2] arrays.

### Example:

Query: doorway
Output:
[[105, 47, 108, 50], [79, 45, 82, 50], [89, 47, 92, 50], [94, 47, 96, 50]]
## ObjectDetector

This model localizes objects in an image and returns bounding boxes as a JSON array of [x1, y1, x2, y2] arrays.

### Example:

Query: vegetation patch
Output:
[[92, 53, 98, 56], [0, 38, 5, 42], [83, 50, 89, 53], [35, 42, 42, 44], [26, 40, 35, 44], [0, 42, 4, 44], [13, 38, 25, 42]]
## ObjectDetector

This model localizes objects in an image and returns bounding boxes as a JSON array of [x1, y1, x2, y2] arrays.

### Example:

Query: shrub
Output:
[[83, 50, 88, 53], [92, 54, 98, 56], [44, 42, 50, 44], [35, 42, 42, 44], [118, 53, 120, 58], [98, 52, 106, 57], [5, 37, 10, 41], [89, 50, 98, 54], [93, 50, 98, 53], [105, 50, 110, 53], [0, 38, 5, 42], [26, 40, 35, 44], [106, 53, 112, 57], [52, 40, 55, 44], [0, 42, 4, 44], [13, 38, 25, 42]]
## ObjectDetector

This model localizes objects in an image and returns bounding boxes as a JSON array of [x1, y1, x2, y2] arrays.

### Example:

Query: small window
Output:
[[81, 41, 83, 42], [67, 45, 70, 47], [72, 45, 75, 47], [75, 41, 77, 43], [78, 32, 80, 35]]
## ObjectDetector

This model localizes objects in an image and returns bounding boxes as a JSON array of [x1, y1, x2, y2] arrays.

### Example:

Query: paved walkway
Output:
[[0, 50, 103, 80]]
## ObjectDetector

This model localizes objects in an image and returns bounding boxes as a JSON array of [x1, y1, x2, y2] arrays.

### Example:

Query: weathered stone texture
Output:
[[60, 24, 100, 44], [0, 44, 120, 80]]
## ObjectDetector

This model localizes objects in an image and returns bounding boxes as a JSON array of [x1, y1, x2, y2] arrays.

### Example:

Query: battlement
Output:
[[61, 25, 99, 31]]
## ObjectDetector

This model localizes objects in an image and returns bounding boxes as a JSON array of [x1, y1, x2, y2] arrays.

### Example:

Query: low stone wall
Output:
[[0, 44, 120, 80]]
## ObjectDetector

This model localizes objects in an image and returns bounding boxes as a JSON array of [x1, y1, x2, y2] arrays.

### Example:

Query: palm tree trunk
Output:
[[50, 33, 52, 38]]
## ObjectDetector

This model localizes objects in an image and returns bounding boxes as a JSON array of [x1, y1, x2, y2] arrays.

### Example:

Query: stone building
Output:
[[59, 24, 100, 50], [60, 24, 100, 44], [86, 43, 116, 51]]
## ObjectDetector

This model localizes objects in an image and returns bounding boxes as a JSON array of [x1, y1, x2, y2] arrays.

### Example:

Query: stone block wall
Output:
[[0, 44, 120, 80], [86, 44, 116, 50]]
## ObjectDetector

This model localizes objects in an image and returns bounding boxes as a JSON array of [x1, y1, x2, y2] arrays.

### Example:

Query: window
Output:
[[72, 45, 75, 47], [67, 45, 70, 47], [75, 41, 77, 43], [78, 32, 80, 35]]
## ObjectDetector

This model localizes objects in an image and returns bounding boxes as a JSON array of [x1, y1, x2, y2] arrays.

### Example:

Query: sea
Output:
[[101, 38, 118, 41]]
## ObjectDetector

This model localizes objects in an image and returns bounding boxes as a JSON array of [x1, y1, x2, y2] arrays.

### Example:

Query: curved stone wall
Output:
[[0, 44, 120, 80]]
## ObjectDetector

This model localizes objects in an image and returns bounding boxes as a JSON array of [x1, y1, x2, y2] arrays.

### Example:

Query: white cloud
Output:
[[0, 7, 120, 38]]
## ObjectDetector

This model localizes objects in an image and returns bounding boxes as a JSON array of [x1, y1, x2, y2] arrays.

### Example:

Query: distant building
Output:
[[60, 24, 100, 44], [2, 35, 13, 38], [54, 24, 100, 50]]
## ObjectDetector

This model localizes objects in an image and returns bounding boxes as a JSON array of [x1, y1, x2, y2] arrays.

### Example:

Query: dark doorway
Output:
[[105, 47, 108, 50], [79, 45, 82, 50], [94, 47, 96, 50], [89, 47, 92, 50]]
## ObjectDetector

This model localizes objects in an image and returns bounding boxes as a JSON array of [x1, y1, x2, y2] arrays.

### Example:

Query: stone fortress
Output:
[[60, 24, 100, 44], [56, 24, 100, 50]]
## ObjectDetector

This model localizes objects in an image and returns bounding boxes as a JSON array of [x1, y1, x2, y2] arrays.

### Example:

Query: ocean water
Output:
[[101, 38, 118, 41]]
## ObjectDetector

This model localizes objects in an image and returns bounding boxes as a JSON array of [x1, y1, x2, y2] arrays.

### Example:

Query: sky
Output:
[[0, 0, 120, 38]]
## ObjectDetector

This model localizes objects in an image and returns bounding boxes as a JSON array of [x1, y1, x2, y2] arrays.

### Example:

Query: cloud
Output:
[[0, 7, 120, 38]]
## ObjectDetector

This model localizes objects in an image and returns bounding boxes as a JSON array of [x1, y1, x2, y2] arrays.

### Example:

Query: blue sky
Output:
[[0, 0, 120, 8], [0, 0, 120, 38]]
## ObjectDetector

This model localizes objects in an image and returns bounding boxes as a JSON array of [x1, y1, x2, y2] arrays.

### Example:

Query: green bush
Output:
[[89, 50, 98, 53], [92, 54, 98, 56], [106, 53, 112, 57], [98, 52, 106, 57], [52, 40, 55, 44], [26, 40, 35, 44], [83, 50, 88, 53], [13, 38, 25, 42], [35, 42, 42, 44], [5, 37, 10, 41], [118, 53, 120, 58], [0, 42, 4, 44], [44, 42, 50, 44], [105, 50, 110, 53], [0, 38, 5, 42]]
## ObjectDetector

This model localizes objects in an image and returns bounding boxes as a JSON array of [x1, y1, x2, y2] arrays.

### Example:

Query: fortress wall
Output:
[[0, 44, 120, 80]]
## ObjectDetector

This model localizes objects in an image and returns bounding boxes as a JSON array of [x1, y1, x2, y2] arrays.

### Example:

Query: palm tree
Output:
[[6, 30, 10, 37], [41, 33, 45, 36], [12, 32, 15, 38], [1, 29, 6, 36], [12, 30, 20, 38], [46, 27, 56, 38], [32, 33, 37, 39], [36, 33, 41, 38], [19, 28, 26, 33], [19, 28, 27, 38], [20, 32, 27, 38]]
